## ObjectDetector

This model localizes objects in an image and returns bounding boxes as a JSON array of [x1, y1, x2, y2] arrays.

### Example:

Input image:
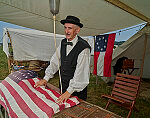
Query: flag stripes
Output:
[[0, 76, 79, 118], [93, 33, 116, 77]]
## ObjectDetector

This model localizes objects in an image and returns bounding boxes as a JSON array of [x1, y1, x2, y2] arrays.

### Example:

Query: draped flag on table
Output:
[[93, 33, 116, 77], [0, 70, 79, 118]]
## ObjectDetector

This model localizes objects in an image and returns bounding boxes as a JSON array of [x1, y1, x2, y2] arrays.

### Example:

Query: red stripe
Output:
[[66, 97, 78, 106], [104, 33, 116, 77], [28, 79, 65, 111], [45, 87, 78, 107], [0, 88, 18, 118], [18, 80, 54, 117], [93, 51, 100, 75], [2, 80, 38, 118], [28, 79, 56, 102], [45, 88, 60, 98]]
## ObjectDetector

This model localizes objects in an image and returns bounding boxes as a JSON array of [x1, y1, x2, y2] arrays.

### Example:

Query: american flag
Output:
[[0, 70, 79, 118], [93, 33, 116, 77]]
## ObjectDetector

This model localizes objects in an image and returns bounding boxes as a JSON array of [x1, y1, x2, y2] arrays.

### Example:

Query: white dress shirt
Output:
[[43, 35, 91, 94]]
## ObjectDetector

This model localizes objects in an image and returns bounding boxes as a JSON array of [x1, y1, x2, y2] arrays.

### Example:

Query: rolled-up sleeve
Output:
[[67, 48, 91, 94]]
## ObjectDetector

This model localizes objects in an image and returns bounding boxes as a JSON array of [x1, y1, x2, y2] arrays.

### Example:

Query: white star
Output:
[[105, 40, 107, 42], [101, 48, 103, 51], [98, 46, 100, 49], [104, 45, 106, 48], [99, 38, 101, 40], [102, 37, 105, 39], [96, 42, 99, 45]]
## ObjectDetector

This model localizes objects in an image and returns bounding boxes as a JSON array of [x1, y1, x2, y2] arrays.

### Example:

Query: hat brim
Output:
[[60, 20, 83, 28]]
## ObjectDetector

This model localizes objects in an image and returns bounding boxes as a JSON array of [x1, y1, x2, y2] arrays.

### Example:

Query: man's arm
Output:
[[34, 44, 61, 88]]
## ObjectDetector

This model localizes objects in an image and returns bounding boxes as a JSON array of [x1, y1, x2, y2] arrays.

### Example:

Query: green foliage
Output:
[[0, 46, 9, 79]]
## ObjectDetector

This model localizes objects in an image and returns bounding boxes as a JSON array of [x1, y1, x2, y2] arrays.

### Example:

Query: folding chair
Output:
[[121, 59, 134, 74], [101, 73, 141, 118]]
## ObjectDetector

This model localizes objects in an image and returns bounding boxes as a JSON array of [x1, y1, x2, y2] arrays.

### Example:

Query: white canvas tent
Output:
[[0, 0, 149, 36], [111, 25, 150, 79], [3, 28, 94, 61], [3, 28, 65, 61]]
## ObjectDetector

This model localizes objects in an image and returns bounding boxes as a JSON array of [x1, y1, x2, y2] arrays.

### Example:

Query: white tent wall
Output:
[[3, 28, 95, 62], [111, 26, 150, 79], [3, 28, 65, 61]]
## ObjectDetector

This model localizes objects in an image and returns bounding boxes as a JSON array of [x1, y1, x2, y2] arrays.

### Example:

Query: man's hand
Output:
[[57, 91, 71, 104], [34, 79, 47, 88]]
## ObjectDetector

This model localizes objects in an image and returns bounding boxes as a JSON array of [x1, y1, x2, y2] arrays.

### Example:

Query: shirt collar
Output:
[[67, 35, 78, 46]]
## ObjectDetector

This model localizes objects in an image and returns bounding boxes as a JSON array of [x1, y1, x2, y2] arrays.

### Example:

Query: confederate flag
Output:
[[93, 33, 116, 77]]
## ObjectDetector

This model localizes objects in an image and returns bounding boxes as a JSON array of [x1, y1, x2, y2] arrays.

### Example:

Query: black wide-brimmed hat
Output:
[[60, 15, 83, 28]]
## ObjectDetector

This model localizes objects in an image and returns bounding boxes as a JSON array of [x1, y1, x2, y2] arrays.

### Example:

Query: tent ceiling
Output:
[[120, 0, 150, 19], [106, 0, 150, 23], [0, 0, 149, 36]]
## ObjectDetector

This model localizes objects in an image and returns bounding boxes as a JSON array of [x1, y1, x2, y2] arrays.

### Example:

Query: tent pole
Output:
[[6, 30, 12, 48], [52, 15, 62, 94], [6, 30, 14, 73], [140, 33, 148, 78]]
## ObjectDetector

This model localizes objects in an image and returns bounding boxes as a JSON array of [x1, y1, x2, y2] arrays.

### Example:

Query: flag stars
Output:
[[95, 35, 110, 52]]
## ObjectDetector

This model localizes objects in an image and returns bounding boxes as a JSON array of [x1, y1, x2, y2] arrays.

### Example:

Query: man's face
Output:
[[64, 23, 80, 41]]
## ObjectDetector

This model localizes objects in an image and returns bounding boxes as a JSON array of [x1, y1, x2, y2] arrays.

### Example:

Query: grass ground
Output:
[[0, 46, 150, 118]]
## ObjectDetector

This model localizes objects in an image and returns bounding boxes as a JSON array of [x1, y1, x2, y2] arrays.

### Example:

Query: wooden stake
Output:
[[140, 33, 148, 78], [6, 30, 13, 73], [96, 75, 98, 84]]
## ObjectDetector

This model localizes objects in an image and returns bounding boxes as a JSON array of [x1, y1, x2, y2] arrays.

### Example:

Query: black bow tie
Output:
[[63, 42, 73, 46]]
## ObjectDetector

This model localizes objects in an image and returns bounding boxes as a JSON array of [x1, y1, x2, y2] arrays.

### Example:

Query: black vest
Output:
[[60, 36, 91, 100]]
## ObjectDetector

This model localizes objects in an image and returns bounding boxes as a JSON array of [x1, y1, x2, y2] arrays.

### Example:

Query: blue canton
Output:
[[95, 34, 109, 52], [8, 70, 38, 83]]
